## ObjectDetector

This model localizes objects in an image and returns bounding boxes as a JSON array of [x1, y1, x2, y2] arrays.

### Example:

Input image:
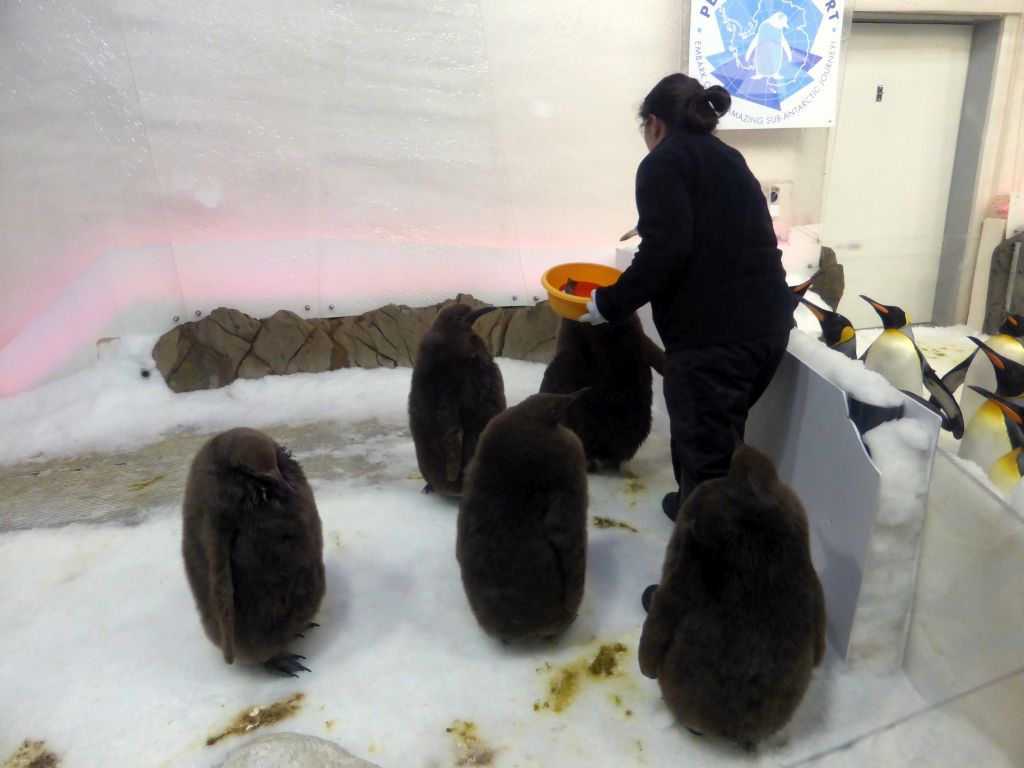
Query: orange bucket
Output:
[[541, 262, 623, 321]]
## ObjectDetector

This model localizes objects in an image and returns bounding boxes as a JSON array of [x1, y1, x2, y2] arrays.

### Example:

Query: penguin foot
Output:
[[421, 483, 434, 495], [264, 653, 311, 678], [642, 584, 658, 613]]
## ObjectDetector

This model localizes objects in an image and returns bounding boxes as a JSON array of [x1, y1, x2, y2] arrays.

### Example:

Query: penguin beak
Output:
[[567, 387, 592, 406], [465, 306, 498, 325], [619, 227, 639, 241], [968, 336, 1006, 371], [790, 272, 820, 297], [800, 297, 825, 321], [859, 295, 889, 315], [1009, 316, 1019, 327], [263, 467, 294, 496], [968, 385, 1024, 424]]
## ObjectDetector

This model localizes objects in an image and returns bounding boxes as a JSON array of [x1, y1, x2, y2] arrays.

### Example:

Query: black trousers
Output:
[[663, 332, 789, 500]]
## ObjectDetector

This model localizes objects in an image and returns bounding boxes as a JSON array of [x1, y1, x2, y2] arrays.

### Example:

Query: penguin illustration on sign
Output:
[[745, 12, 793, 81]]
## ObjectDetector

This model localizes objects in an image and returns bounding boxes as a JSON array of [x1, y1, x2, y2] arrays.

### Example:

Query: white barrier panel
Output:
[[905, 450, 1024, 700], [746, 335, 941, 669]]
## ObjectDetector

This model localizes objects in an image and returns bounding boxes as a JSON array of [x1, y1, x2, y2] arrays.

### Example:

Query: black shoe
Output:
[[661, 491, 680, 522], [641, 584, 658, 613]]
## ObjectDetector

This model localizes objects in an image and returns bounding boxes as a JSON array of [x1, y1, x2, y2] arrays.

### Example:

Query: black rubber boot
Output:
[[641, 584, 658, 613], [661, 491, 680, 522]]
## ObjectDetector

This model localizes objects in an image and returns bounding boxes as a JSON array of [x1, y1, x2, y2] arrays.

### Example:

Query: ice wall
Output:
[[0, 0, 679, 395]]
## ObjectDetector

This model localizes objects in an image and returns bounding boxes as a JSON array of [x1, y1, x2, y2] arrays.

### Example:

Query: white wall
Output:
[[0, 0, 682, 395], [1, 0, 1022, 396]]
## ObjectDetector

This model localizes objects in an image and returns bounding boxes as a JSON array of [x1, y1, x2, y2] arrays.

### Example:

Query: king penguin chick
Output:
[[182, 427, 325, 677], [959, 339, 1024, 472], [540, 314, 664, 472], [409, 303, 506, 496], [956, 314, 1024, 425], [799, 297, 856, 359], [456, 390, 589, 642], [639, 444, 826, 749], [860, 295, 963, 437]]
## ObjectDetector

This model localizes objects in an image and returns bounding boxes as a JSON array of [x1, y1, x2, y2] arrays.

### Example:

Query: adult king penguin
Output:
[[409, 303, 506, 496], [860, 295, 963, 438], [967, 386, 1024, 492], [958, 338, 1024, 473], [954, 314, 1024, 425]]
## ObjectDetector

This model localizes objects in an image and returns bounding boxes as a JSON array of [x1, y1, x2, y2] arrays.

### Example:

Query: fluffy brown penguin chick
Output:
[[540, 314, 664, 472], [409, 302, 507, 496], [182, 427, 325, 677], [638, 444, 826, 749], [456, 390, 589, 642]]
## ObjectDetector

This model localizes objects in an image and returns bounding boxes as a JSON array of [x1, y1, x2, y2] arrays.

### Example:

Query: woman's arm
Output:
[[595, 152, 693, 322]]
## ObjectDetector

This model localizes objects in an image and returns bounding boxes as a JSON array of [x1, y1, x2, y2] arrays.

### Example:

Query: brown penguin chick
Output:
[[540, 314, 664, 472], [409, 302, 506, 496], [638, 444, 826, 749], [182, 427, 325, 677], [456, 391, 589, 642]]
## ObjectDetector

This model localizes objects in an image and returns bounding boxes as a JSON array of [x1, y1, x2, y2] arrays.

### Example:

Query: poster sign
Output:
[[688, 0, 844, 129]]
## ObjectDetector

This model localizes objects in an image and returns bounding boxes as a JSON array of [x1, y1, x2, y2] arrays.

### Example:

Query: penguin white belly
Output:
[[988, 447, 1022, 493], [864, 331, 923, 394], [961, 334, 1024, 422], [959, 400, 1013, 474]]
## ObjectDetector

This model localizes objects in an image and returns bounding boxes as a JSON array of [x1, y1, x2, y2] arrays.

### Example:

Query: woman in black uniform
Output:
[[581, 73, 794, 530]]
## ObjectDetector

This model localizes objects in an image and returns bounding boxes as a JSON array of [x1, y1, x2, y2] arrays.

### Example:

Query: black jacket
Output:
[[596, 130, 795, 351]]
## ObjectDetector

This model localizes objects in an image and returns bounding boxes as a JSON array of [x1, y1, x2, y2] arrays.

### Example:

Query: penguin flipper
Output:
[[641, 334, 666, 376], [543, 491, 587, 614], [441, 421, 464, 484], [211, 528, 237, 664], [638, 532, 691, 679], [921, 357, 966, 439], [939, 349, 979, 394]]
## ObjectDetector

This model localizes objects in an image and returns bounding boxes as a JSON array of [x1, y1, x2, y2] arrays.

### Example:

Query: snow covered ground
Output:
[[0, 329, 1020, 767]]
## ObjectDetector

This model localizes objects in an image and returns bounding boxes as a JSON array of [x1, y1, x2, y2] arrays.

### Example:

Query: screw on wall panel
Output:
[[194, 310, 202, 318], [305, 304, 311, 311], [329, 304, 335, 311], [532, 295, 539, 301], [512, 295, 518, 301], [173, 315, 180, 322]]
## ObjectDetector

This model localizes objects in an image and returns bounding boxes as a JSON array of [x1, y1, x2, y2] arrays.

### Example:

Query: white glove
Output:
[[578, 294, 607, 325]]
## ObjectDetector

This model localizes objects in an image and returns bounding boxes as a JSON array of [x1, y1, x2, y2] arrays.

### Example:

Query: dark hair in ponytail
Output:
[[639, 73, 731, 135]]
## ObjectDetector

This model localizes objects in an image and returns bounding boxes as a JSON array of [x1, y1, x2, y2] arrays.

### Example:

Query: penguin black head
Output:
[[800, 297, 855, 356], [859, 295, 909, 330], [436, 302, 498, 329], [212, 427, 293, 495], [999, 314, 1024, 337], [968, 336, 1024, 397]]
